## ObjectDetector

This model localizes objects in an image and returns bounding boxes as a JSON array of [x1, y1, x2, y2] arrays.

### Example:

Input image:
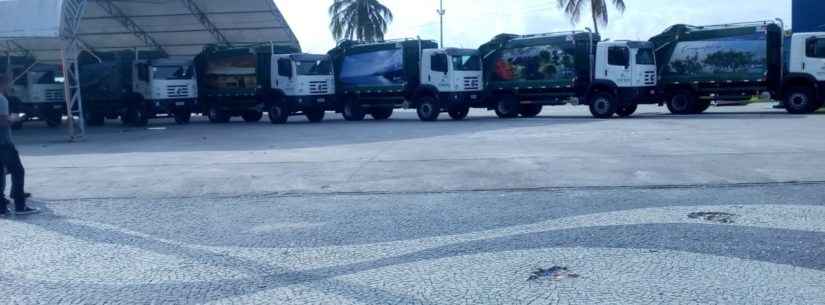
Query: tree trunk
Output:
[[591, 9, 600, 35]]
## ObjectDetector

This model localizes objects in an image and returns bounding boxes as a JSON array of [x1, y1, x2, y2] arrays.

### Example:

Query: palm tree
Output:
[[556, 0, 626, 35], [329, 0, 394, 43]]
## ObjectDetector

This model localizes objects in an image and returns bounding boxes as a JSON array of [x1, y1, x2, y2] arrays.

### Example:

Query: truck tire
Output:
[[44, 109, 62, 128], [370, 107, 394, 120], [784, 87, 817, 114], [666, 90, 697, 115], [126, 107, 149, 127], [495, 96, 520, 118], [416, 96, 440, 121], [588, 92, 618, 118], [268, 102, 289, 124], [173, 110, 191, 124], [616, 103, 638, 118], [694, 100, 711, 114], [342, 98, 365, 121], [85, 110, 105, 126], [448, 105, 470, 120], [208, 105, 231, 123], [242, 110, 263, 123], [305, 108, 325, 123], [519, 104, 543, 117]]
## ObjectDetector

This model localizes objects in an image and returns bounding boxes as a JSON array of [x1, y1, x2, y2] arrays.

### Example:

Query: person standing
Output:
[[0, 75, 37, 216]]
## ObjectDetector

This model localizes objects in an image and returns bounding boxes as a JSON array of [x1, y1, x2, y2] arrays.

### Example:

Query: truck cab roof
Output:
[[278, 53, 328, 61], [441, 48, 479, 56], [599, 41, 654, 48]]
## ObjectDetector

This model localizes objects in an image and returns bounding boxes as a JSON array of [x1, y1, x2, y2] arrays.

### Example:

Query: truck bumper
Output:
[[15, 102, 66, 115], [286, 95, 335, 111], [441, 92, 483, 108], [151, 98, 197, 113], [619, 86, 659, 104]]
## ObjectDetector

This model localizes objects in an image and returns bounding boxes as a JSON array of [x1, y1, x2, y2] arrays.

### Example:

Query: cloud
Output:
[[277, 0, 792, 54]]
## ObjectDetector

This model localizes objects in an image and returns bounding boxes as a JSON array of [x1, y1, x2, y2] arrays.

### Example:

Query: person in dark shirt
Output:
[[0, 75, 37, 216]]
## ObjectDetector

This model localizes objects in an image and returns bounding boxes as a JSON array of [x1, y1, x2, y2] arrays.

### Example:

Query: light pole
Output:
[[437, 0, 445, 47]]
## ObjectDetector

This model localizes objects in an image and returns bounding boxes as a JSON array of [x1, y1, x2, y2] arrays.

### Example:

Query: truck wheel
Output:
[[242, 110, 263, 123], [126, 107, 149, 127], [519, 104, 543, 117], [588, 92, 618, 118], [416, 96, 440, 121], [342, 98, 365, 121], [370, 107, 394, 120], [495, 96, 520, 118], [305, 109, 325, 123], [267, 103, 289, 124], [173, 110, 192, 124], [616, 103, 638, 118], [85, 111, 105, 126], [44, 109, 62, 128], [208, 106, 231, 123], [784, 87, 817, 114], [667, 91, 697, 115], [448, 105, 470, 120], [693, 100, 711, 114]]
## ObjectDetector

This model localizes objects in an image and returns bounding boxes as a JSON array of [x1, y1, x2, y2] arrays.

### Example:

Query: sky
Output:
[[278, 0, 792, 54]]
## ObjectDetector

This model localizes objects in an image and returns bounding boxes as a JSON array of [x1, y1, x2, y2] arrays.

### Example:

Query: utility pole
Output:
[[437, 0, 445, 47]]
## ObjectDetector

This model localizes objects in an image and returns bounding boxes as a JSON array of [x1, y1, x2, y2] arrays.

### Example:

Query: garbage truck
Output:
[[328, 39, 484, 121], [650, 21, 785, 114], [79, 50, 198, 126], [1, 57, 66, 128], [194, 44, 302, 123], [479, 31, 658, 118]]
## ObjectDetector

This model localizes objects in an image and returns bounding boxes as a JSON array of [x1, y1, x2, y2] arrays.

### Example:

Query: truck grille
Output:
[[463, 77, 480, 90], [45, 89, 65, 102], [644, 71, 656, 86], [167, 85, 190, 98], [309, 81, 329, 95]]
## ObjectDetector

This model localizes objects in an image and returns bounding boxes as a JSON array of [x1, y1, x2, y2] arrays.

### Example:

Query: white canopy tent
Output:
[[0, 0, 300, 140]]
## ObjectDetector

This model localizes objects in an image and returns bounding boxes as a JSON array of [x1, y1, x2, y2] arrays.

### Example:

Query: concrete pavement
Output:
[[2, 103, 825, 304]]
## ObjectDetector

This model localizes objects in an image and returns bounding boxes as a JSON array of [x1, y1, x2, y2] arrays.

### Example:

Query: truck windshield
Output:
[[153, 65, 195, 80], [635, 48, 655, 65], [452, 55, 482, 71], [31, 71, 64, 84], [296, 60, 332, 76]]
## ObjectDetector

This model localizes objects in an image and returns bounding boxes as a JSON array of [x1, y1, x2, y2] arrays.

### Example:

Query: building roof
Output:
[[0, 0, 301, 62]]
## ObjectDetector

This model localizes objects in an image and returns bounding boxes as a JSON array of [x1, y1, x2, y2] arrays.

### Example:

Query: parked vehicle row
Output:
[[3, 19, 825, 129]]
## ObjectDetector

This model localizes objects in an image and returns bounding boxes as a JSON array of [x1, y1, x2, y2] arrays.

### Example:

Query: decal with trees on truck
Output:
[[328, 39, 484, 121], [651, 20, 825, 115], [79, 50, 198, 126], [478, 31, 658, 119], [1, 57, 66, 129]]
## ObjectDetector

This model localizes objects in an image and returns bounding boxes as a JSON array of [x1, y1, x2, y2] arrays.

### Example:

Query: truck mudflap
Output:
[[619, 86, 659, 104]]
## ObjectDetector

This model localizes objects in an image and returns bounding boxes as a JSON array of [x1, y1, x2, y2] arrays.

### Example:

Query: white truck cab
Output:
[[782, 32, 825, 113], [595, 41, 657, 89], [268, 53, 334, 123], [415, 48, 483, 121], [133, 59, 198, 105], [4, 64, 66, 128], [421, 48, 483, 94]]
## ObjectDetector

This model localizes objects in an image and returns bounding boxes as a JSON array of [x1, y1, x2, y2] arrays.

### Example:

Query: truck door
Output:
[[604, 46, 633, 87], [428, 53, 451, 91], [134, 63, 150, 97], [803, 36, 825, 81], [275, 58, 294, 95]]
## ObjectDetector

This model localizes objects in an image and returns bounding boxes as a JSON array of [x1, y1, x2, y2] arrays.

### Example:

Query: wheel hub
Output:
[[790, 94, 807, 107]]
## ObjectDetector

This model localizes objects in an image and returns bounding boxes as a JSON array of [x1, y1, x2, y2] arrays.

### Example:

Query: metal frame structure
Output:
[[0, 0, 300, 141]]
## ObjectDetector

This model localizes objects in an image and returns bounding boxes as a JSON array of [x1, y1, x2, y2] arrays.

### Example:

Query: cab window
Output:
[[806, 38, 825, 58], [608, 47, 630, 66], [431, 54, 449, 73], [277, 59, 293, 77]]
